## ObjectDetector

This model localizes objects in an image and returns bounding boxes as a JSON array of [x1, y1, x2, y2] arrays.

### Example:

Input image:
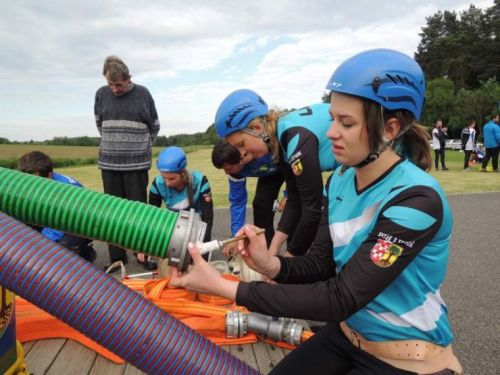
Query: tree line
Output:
[[2, 2, 498, 146]]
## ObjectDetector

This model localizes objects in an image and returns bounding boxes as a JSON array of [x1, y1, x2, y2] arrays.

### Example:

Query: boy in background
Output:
[[18, 151, 97, 263]]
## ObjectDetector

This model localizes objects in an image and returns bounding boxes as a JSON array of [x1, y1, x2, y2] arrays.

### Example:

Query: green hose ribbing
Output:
[[0, 167, 178, 258]]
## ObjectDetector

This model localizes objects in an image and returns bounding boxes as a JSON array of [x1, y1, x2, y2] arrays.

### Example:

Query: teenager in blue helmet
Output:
[[213, 89, 338, 256], [136, 146, 214, 268], [171, 49, 462, 374]]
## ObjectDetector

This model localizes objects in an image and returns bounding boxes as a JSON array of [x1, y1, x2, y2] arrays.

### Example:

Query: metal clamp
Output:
[[166, 209, 207, 271]]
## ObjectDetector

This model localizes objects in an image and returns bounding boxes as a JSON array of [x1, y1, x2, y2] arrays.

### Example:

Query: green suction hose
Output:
[[0, 167, 206, 269]]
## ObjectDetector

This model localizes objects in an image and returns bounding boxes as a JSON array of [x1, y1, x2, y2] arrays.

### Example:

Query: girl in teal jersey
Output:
[[214, 92, 338, 256], [171, 50, 462, 374]]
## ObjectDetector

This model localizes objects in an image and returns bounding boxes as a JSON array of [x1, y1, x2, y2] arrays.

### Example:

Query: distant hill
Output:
[[0, 124, 218, 147]]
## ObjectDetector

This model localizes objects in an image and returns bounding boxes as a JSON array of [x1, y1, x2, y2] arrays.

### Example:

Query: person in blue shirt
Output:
[[171, 49, 462, 374], [480, 114, 500, 172], [213, 91, 338, 256], [18, 151, 96, 263], [137, 146, 214, 268], [211, 140, 285, 245]]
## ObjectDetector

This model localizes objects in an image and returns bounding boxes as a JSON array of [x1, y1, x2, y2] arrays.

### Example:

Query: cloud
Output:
[[0, 0, 494, 140]]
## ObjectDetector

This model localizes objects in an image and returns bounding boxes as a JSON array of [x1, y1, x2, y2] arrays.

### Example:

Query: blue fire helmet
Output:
[[325, 49, 426, 120], [157, 146, 186, 173], [215, 89, 269, 138]]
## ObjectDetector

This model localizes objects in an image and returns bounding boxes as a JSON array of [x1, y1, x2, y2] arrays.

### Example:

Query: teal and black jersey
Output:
[[277, 103, 336, 173], [149, 170, 213, 241], [327, 159, 453, 344], [237, 159, 453, 346], [275, 103, 339, 255]]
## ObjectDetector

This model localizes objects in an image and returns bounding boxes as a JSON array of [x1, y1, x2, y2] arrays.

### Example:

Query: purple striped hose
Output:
[[0, 213, 259, 375]]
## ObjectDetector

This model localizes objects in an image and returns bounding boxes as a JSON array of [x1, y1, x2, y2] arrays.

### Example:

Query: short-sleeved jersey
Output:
[[328, 159, 453, 345], [149, 170, 210, 213]]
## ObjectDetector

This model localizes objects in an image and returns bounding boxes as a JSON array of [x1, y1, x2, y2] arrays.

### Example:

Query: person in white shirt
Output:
[[432, 120, 448, 170], [461, 120, 476, 171]]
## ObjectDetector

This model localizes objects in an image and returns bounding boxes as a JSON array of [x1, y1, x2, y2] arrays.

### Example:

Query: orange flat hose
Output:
[[15, 297, 124, 364], [16, 275, 309, 363]]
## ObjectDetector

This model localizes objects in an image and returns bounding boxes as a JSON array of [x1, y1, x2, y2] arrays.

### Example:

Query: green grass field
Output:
[[1, 145, 498, 207]]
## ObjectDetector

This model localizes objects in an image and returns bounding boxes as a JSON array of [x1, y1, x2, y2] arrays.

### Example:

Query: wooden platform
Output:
[[22, 338, 292, 374]]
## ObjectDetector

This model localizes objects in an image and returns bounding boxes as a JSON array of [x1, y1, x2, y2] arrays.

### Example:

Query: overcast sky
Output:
[[0, 0, 493, 141]]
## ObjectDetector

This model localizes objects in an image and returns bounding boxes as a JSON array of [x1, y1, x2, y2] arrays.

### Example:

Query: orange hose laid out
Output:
[[16, 274, 309, 363], [15, 297, 124, 364]]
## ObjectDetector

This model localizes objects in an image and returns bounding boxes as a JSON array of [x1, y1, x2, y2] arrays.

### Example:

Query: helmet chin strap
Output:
[[241, 119, 272, 151], [353, 141, 392, 168]]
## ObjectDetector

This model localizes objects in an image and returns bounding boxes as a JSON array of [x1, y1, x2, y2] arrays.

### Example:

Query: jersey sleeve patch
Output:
[[291, 159, 303, 176], [370, 239, 404, 268]]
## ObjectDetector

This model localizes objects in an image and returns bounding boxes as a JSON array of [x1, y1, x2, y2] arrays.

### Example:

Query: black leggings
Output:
[[434, 148, 446, 169], [270, 323, 417, 375], [253, 172, 285, 246]]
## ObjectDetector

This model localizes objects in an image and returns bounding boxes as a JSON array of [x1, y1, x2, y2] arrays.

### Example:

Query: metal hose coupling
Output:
[[226, 311, 304, 346], [167, 209, 207, 271]]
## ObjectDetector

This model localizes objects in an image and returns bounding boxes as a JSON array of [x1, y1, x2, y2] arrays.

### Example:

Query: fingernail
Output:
[[188, 242, 194, 249]]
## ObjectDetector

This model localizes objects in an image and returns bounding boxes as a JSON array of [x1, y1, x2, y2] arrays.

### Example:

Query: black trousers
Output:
[[463, 150, 472, 169], [101, 169, 148, 262], [253, 172, 285, 246], [481, 147, 499, 171], [434, 148, 446, 169], [270, 323, 453, 375]]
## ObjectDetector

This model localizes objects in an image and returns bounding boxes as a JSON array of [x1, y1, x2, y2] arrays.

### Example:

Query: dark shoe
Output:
[[142, 261, 158, 271], [442, 167, 449, 170]]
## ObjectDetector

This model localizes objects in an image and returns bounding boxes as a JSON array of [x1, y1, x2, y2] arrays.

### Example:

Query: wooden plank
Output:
[[24, 339, 66, 375], [46, 340, 96, 375], [251, 343, 274, 374], [90, 355, 127, 375], [229, 344, 259, 372], [264, 343, 287, 369], [123, 363, 147, 375], [21, 341, 35, 355]]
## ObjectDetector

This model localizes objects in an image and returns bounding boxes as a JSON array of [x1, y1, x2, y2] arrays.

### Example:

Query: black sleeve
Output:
[[94, 90, 102, 135], [274, 190, 336, 284], [199, 176, 214, 242], [276, 127, 324, 255], [148, 179, 163, 207], [461, 128, 467, 148], [236, 186, 444, 322]]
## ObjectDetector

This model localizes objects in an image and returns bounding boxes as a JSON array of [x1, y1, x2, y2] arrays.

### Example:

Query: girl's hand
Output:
[[169, 243, 238, 300], [236, 225, 281, 279]]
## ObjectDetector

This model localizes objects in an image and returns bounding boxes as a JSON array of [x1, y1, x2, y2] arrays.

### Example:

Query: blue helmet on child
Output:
[[157, 146, 186, 173], [325, 49, 426, 120], [215, 89, 269, 138]]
